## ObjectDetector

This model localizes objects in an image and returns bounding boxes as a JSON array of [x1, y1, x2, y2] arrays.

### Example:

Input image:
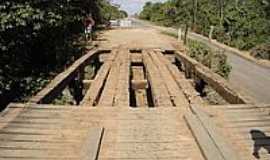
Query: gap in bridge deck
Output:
[[52, 50, 111, 106], [130, 61, 154, 107]]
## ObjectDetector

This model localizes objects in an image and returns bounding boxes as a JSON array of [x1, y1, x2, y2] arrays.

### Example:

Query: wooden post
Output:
[[209, 26, 214, 41], [178, 28, 182, 42], [184, 24, 189, 45]]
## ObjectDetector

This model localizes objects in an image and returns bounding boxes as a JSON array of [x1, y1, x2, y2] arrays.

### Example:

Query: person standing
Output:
[[83, 14, 95, 41]]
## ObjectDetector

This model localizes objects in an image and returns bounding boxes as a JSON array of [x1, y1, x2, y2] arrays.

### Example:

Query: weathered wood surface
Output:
[[1, 48, 264, 160], [0, 103, 206, 160], [82, 50, 119, 106], [0, 103, 104, 160], [206, 104, 270, 160], [185, 112, 225, 160], [159, 51, 204, 105], [150, 50, 189, 107], [187, 105, 242, 160], [114, 49, 130, 106], [131, 66, 148, 107], [98, 51, 122, 106], [142, 50, 173, 107]]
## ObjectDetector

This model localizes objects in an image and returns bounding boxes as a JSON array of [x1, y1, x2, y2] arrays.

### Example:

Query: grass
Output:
[[160, 30, 178, 38]]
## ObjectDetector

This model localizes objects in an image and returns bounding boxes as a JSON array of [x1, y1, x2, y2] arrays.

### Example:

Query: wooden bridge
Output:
[[0, 47, 269, 160]]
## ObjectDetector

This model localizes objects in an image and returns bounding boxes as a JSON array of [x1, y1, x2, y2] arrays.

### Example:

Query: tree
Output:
[[0, 0, 126, 110], [139, 0, 270, 50]]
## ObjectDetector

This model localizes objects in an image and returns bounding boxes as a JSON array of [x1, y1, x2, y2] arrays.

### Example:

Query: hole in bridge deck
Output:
[[52, 50, 112, 106], [130, 61, 154, 108], [130, 49, 142, 54]]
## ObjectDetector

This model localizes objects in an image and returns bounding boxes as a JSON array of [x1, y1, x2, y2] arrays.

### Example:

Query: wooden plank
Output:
[[98, 51, 121, 106], [142, 51, 173, 107], [82, 50, 119, 106], [131, 66, 148, 107], [131, 80, 148, 90], [184, 112, 224, 160], [157, 51, 203, 105], [81, 63, 111, 106], [83, 80, 94, 89], [114, 49, 130, 106], [191, 105, 242, 160], [131, 53, 143, 63], [149, 51, 189, 107], [29, 48, 100, 104], [81, 127, 104, 160]]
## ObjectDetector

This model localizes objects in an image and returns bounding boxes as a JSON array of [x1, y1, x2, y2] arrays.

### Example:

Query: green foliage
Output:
[[98, 0, 128, 22], [0, 0, 125, 109], [140, 0, 270, 52], [187, 40, 232, 79]]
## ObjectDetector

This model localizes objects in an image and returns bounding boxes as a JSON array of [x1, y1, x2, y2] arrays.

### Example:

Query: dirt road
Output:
[[130, 19, 270, 104], [99, 27, 174, 49]]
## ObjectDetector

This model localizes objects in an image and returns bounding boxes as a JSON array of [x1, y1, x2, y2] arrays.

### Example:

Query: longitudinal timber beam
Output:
[[29, 48, 100, 104]]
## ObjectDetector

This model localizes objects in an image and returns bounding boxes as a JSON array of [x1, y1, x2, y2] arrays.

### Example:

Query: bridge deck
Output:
[[0, 47, 268, 160], [0, 104, 204, 160]]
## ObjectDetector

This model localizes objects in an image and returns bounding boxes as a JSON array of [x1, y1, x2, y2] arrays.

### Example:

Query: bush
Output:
[[187, 40, 232, 79]]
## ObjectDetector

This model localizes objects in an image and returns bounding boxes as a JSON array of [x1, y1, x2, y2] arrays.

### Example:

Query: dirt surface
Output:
[[98, 28, 175, 50]]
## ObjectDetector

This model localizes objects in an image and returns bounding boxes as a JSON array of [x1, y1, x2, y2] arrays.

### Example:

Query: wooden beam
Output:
[[98, 51, 121, 106], [29, 48, 100, 104], [131, 53, 143, 63], [184, 112, 224, 160], [142, 51, 173, 107], [82, 50, 119, 106], [114, 49, 130, 106], [83, 80, 94, 89], [175, 51, 253, 104], [131, 80, 148, 90], [149, 51, 189, 107]]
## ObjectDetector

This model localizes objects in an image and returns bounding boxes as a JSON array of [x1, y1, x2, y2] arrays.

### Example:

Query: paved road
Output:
[[131, 18, 270, 104]]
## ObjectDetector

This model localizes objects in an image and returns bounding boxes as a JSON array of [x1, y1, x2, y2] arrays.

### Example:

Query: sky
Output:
[[111, 0, 167, 15]]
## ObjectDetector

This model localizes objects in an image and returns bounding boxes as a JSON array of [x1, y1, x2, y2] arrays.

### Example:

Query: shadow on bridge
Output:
[[250, 129, 270, 159]]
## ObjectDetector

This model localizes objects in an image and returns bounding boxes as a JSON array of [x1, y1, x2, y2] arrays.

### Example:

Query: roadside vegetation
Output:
[[161, 30, 231, 79], [0, 0, 127, 110], [140, 0, 270, 61], [187, 40, 232, 79]]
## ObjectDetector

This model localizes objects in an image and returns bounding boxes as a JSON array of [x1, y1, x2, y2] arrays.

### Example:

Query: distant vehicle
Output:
[[109, 19, 132, 28], [120, 19, 132, 27], [109, 20, 119, 27]]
